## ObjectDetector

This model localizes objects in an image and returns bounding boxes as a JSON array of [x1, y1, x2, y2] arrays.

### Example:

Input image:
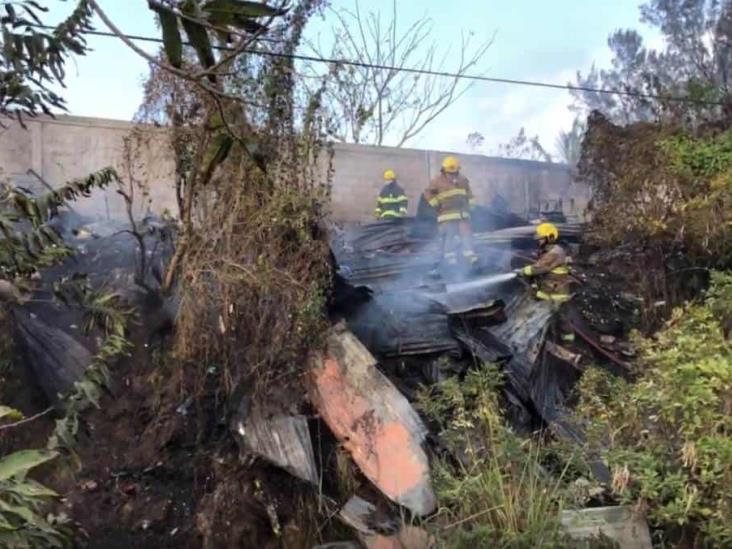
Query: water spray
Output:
[[444, 272, 518, 293]]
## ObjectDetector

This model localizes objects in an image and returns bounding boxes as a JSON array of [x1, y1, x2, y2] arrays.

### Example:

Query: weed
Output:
[[419, 365, 572, 548]]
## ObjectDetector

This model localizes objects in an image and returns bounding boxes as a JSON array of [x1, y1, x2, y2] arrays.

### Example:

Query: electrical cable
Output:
[[29, 23, 727, 106]]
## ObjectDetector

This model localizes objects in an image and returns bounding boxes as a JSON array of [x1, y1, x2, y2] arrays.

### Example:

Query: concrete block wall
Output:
[[0, 115, 589, 223], [0, 116, 176, 222], [329, 143, 588, 222]]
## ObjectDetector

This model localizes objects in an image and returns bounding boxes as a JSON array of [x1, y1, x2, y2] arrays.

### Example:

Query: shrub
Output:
[[579, 114, 732, 325], [0, 171, 134, 546], [574, 272, 732, 546], [581, 114, 732, 265]]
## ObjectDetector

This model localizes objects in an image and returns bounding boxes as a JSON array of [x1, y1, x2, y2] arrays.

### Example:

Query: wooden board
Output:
[[309, 326, 436, 516]]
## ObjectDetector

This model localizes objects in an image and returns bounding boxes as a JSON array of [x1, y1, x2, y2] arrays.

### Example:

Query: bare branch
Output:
[[309, 0, 493, 146], [0, 407, 53, 432]]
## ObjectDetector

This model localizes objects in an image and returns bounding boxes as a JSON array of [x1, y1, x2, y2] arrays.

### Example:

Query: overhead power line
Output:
[[34, 24, 727, 106]]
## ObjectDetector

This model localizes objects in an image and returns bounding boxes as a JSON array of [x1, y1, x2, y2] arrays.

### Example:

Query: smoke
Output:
[[330, 219, 527, 359]]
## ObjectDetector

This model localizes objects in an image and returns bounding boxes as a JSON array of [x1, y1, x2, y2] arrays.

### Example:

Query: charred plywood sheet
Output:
[[309, 326, 436, 516], [13, 310, 92, 401], [233, 406, 318, 485], [492, 293, 554, 365]]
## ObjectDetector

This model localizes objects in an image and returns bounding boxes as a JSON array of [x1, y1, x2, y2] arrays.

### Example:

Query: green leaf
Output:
[[181, 1, 216, 73], [0, 499, 55, 534], [203, 0, 287, 19], [0, 450, 58, 481], [2, 478, 58, 499], [150, 3, 182, 68], [0, 406, 23, 422], [0, 512, 17, 531]]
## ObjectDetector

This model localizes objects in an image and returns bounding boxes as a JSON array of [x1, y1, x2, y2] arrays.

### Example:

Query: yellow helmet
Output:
[[535, 222, 559, 241], [383, 169, 396, 181], [441, 156, 460, 173]]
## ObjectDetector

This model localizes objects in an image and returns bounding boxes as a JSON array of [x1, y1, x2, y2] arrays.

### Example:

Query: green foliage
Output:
[[574, 272, 732, 546], [706, 270, 732, 332], [150, 0, 287, 71], [659, 130, 732, 187], [154, 5, 183, 68], [0, 165, 129, 545], [0, 449, 73, 547], [418, 365, 571, 548], [582, 116, 732, 264], [0, 168, 118, 279], [0, 405, 21, 422], [0, 0, 93, 122], [0, 450, 57, 482], [47, 277, 133, 455]]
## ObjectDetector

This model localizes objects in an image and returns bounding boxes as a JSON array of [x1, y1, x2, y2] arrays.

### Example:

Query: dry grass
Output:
[[174, 151, 332, 400]]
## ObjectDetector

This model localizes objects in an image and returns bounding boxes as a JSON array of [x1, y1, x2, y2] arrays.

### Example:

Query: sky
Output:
[[47, 0, 660, 157]]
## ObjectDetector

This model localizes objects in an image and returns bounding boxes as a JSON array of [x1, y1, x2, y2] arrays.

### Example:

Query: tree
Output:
[[571, 0, 732, 124], [554, 117, 585, 166], [305, 0, 492, 146], [466, 131, 485, 152], [497, 128, 553, 162], [93, 0, 295, 291]]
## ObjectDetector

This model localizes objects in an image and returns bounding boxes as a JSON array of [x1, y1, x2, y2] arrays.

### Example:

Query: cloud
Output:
[[406, 67, 578, 158]]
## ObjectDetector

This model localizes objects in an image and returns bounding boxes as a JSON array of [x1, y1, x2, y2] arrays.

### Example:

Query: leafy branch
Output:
[[47, 277, 134, 457], [0, 0, 94, 124], [0, 449, 73, 547], [0, 167, 119, 281]]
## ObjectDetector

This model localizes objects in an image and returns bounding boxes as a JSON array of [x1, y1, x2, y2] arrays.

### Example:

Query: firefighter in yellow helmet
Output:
[[423, 156, 478, 267], [520, 222, 575, 343], [374, 169, 409, 219]]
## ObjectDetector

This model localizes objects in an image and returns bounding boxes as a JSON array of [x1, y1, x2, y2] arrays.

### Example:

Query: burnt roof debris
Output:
[[329, 213, 618, 485]]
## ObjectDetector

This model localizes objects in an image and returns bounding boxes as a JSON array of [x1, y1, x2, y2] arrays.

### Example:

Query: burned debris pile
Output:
[[304, 215, 635, 533], [11, 210, 175, 402], [6, 208, 645, 546], [330, 217, 588, 429]]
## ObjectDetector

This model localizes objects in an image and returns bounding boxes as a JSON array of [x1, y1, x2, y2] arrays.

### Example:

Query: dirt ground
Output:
[[1, 327, 327, 549]]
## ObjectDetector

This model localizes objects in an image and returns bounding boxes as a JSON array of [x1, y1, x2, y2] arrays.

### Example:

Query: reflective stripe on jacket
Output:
[[423, 172, 476, 223], [375, 181, 408, 218], [522, 243, 572, 300]]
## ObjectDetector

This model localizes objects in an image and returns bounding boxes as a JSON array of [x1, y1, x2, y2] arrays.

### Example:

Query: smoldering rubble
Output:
[[10, 206, 648, 546]]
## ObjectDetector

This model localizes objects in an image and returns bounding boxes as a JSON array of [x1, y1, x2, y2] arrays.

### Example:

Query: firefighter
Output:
[[520, 222, 575, 343], [424, 156, 478, 267], [374, 170, 409, 219]]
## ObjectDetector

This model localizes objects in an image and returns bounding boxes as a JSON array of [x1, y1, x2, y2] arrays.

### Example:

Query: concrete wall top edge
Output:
[[20, 114, 168, 133], [34, 115, 570, 172]]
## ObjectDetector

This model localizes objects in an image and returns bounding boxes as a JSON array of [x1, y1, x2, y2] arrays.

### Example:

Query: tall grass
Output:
[[418, 365, 572, 548]]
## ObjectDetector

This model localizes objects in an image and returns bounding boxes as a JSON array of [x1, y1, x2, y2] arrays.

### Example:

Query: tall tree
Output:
[[304, 0, 492, 146], [571, 0, 732, 124]]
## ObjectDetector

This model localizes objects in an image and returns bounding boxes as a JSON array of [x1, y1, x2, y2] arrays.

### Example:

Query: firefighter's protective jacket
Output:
[[522, 243, 572, 301], [423, 172, 476, 223], [375, 181, 408, 218]]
